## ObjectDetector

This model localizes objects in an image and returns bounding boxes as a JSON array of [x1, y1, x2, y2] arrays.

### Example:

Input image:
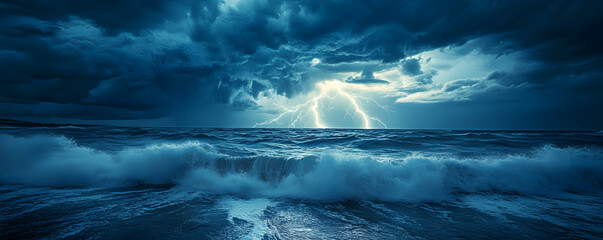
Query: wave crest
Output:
[[1, 134, 602, 201]]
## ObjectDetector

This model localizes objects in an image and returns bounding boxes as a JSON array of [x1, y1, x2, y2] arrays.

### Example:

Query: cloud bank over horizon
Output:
[[1, 0, 602, 129]]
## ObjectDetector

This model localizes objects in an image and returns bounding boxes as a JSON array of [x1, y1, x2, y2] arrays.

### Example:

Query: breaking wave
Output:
[[1, 134, 602, 201]]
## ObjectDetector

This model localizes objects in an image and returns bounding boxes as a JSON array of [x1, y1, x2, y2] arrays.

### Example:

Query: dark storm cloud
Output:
[[400, 59, 423, 76], [414, 70, 436, 85], [346, 70, 389, 85], [1, 0, 196, 33], [0, 0, 601, 128]]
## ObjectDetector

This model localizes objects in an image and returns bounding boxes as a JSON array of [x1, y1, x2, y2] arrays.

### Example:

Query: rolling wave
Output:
[[1, 134, 602, 201]]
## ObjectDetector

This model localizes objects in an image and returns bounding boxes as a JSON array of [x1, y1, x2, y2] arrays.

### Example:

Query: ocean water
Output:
[[1, 125, 602, 239]]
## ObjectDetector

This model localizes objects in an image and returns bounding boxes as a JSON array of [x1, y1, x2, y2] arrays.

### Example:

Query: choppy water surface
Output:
[[1, 126, 602, 239]]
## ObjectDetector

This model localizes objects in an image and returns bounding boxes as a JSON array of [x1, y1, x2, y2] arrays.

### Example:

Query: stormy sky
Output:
[[1, 0, 602, 129]]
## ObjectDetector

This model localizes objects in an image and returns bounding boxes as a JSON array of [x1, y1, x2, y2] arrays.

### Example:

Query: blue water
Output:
[[1, 126, 602, 239]]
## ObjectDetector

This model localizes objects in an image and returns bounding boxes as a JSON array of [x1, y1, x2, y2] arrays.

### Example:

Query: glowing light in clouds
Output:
[[254, 80, 384, 129]]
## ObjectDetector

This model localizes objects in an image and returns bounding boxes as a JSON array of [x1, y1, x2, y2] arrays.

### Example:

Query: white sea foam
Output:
[[1, 134, 602, 201], [219, 196, 275, 240]]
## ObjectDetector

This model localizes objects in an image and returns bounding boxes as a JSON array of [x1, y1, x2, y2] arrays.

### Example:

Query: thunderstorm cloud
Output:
[[0, 0, 602, 129]]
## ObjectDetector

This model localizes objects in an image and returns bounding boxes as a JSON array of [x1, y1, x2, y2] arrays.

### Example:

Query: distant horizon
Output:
[[2, 117, 600, 132]]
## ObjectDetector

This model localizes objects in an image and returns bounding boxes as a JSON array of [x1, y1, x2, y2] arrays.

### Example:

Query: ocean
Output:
[[1, 125, 602, 239]]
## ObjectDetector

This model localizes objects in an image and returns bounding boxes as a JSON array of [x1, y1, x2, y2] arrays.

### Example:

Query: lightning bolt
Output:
[[254, 80, 387, 129]]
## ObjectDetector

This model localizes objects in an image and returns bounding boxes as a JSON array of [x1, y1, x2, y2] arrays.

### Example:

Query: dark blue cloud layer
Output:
[[0, 0, 601, 128]]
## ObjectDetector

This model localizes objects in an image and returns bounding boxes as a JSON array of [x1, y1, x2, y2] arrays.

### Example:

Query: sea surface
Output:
[[1, 125, 602, 239]]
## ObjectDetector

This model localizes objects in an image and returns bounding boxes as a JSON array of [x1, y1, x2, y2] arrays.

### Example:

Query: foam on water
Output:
[[1, 133, 602, 202], [219, 196, 275, 240], [1, 129, 602, 239]]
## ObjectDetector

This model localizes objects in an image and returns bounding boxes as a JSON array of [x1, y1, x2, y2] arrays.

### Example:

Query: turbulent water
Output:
[[1, 125, 602, 239]]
